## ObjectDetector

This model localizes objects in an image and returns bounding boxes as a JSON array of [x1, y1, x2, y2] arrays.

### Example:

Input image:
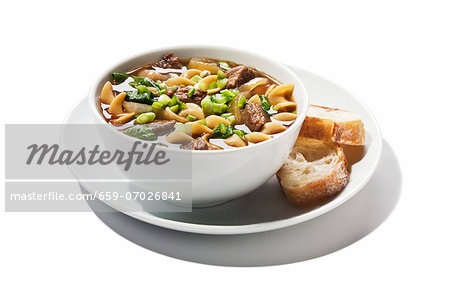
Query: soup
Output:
[[99, 53, 298, 150]]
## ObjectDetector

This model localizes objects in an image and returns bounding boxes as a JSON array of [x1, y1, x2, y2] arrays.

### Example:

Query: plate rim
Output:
[[66, 66, 382, 235]]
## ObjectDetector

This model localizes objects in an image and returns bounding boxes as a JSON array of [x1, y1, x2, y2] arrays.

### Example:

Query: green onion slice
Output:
[[201, 96, 214, 114], [217, 78, 228, 89], [191, 75, 202, 83], [186, 114, 197, 121], [187, 87, 196, 98], [217, 70, 226, 80], [218, 61, 230, 69], [238, 96, 246, 109]]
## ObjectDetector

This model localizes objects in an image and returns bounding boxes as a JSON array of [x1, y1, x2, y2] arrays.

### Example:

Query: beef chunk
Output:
[[225, 65, 258, 88], [146, 120, 176, 136], [192, 137, 209, 150], [164, 87, 175, 97], [153, 53, 184, 69], [241, 102, 269, 131], [180, 137, 209, 150], [174, 86, 207, 105]]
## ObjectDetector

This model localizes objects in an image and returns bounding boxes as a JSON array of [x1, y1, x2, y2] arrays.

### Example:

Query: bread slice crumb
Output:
[[276, 137, 350, 207]]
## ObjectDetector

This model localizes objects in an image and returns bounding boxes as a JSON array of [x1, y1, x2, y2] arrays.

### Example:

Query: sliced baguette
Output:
[[276, 137, 350, 207], [299, 105, 365, 145]]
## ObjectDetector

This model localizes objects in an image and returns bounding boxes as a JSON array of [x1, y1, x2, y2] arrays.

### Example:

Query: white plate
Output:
[[65, 66, 382, 235], [83, 140, 400, 266]]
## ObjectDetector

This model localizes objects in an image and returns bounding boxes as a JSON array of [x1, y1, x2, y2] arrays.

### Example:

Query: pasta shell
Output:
[[276, 101, 297, 112], [160, 107, 188, 123], [272, 112, 297, 121], [100, 81, 114, 104], [181, 69, 201, 79], [147, 87, 159, 93], [224, 134, 246, 147], [207, 88, 222, 95], [188, 58, 221, 74], [178, 103, 205, 120], [166, 132, 193, 144], [202, 133, 223, 150], [205, 115, 231, 129], [108, 92, 127, 115], [110, 112, 135, 125], [200, 70, 211, 78], [248, 94, 262, 105], [197, 75, 225, 94], [245, 132, 271, 143], [260, 122, 287, 135], [137, 69, 169, 81], [187, 122, 213, 137], [198, 75, 217, 88], [264, 84, 277, 97], [165, 76, 196, 87], [123, 102, 153, 114], [238, 78, 269, 92], [267, 84, 294, 105]]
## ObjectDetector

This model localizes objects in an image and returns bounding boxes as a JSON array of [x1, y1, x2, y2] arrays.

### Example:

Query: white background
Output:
[[1, 0, 449, 298]]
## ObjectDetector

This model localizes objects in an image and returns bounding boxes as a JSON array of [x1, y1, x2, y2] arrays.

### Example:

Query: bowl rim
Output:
[[88, 45, 309, 154]]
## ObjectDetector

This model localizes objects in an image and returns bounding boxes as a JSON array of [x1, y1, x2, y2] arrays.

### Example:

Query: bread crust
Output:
[[299, 105, 365, 145]]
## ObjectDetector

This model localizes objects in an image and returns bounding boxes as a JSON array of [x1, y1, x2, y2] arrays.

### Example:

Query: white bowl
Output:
[[88, 45, 308, 207]]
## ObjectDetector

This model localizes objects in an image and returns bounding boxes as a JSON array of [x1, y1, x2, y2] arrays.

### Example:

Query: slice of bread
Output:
[[276, 137, 350, 207], [299, 105, 365, 145]]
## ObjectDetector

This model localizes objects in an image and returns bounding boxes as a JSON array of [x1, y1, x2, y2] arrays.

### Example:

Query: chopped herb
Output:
[[158, 82, 167, 90], [136, 85, 149, 94], [130, 76, 161, 90], [111, 73, 129, 84], [123, 125, 157, 141], [260, 95, 273, 115], [233, 129, 247, 139], [125, 89, 154, 105], [212, 123, 233, 139]]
